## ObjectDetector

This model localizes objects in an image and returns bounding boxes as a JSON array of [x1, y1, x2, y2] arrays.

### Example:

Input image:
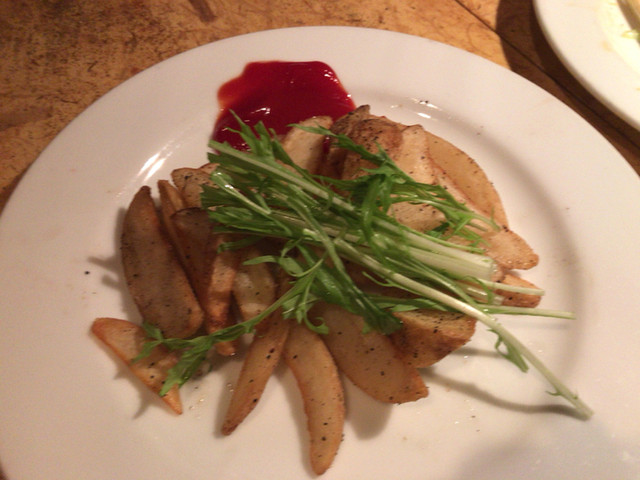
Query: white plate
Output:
[[1, 26, 639, 480], [534, 0, 640, 129]]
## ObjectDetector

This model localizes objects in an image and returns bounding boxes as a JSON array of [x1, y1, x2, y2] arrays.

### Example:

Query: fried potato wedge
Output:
[[331, 106, 538, 271], [423, 130, 508, 226], [157, 179, 192, 279], [158, 179, 186, 218], [170, 207, 240, 355], [121, 186, 203, 338], [91, 317, 182, 414], [166, 207, 213, 283], [281, 115, 333, 174], [283, 321, 345, 475], [480, 227, 538, 270], [157, 179, 187, 254], [232, 246, 278, 323], [221, 303, 291, 435], [313, 302, 429, 403], [322, 106, 372, 178], [497, 273, 542, 308], [201, 238, 242, 336], [390, 310, 476, 368], [170, 166, 215, 208], [166, 163, 242, 354]]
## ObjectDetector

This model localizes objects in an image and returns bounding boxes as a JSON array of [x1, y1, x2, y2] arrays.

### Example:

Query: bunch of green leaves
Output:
[[137, 117, 592, 418]]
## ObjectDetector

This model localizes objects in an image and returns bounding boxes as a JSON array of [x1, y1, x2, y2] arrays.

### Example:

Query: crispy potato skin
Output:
[[281, 115, 333, 174], [166, 207, 213, 286], [391, 310, 476, 368], [121, 186, 204, 339], [423, 131, 508, 226], [158, 179, 186, 222], [91, 317, 182, 414], [232, 246, 278, 322], [222, 274, 292, 435], [221, 304, 291, 435], [331, 105, 539, 271], [167, 205, 241, 355], [170, 167, 214, 208], [313, 303, 429, 404], [283, 321, 345, 475], [200, 236, 241, 341], [497, 273, 542, 308]]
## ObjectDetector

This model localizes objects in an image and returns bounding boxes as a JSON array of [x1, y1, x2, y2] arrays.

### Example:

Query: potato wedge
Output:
[[170, 208, 240, 355], [283, 321, 345, 475], [201, 238, 242, 339], [222, 279, 292, 435], [480, 226, 539, 271], [121, 186, 203, 338], [170, 166, 215, 208], [332, 106, 539, 271], [166, 207, 213, 285], [497, 273, 542, 308], [323, 105, 372, 178], [313, 302, 428, 403], [91, 317, 182, 414], [232, 245, 277, 322], [423, 130, 508, 226], [158, 179, 186, 217], [390, 310, 476, 368], [281, 115, 333, 174], [157, 179, 186, 250]]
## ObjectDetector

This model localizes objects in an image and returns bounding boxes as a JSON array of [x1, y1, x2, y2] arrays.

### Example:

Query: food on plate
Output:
[[170, 165, 215, 208], [330, 105, 538, 271], [92, 105, 592, 474], [91, 317, 182, 414], [120, 185, 204, 339], [283, 319, 345, 475], [231, 245, 279, 322], [312, 302, 429, 403], [280, 115, 334, 173], [158, 179, 240, 355], [390, 309, 476, 368], [221, 270, 289, 436]]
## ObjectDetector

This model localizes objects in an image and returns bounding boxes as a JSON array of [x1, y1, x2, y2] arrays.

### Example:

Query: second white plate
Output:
[[535, 0, 640, 129]]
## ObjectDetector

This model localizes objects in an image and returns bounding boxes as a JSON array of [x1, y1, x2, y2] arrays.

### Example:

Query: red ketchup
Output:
[[212, 61, 355, 149]]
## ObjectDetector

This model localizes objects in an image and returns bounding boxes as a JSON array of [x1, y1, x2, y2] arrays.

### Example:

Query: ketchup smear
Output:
[[212, 61, 355, 149]]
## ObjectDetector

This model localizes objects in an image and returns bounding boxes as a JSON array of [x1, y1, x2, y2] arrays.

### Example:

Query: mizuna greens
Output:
[[138, 118, 593, 418]]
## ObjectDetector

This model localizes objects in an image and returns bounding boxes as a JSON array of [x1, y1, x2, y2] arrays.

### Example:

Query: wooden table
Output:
[[0, 1, 638, 478]]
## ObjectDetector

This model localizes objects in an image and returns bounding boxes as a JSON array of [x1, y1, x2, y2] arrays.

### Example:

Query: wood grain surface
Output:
[[1, 1, 639, 478]]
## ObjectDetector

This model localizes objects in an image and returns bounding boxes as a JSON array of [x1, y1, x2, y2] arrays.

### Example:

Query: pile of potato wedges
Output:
[[92, 106, 541, 475]]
